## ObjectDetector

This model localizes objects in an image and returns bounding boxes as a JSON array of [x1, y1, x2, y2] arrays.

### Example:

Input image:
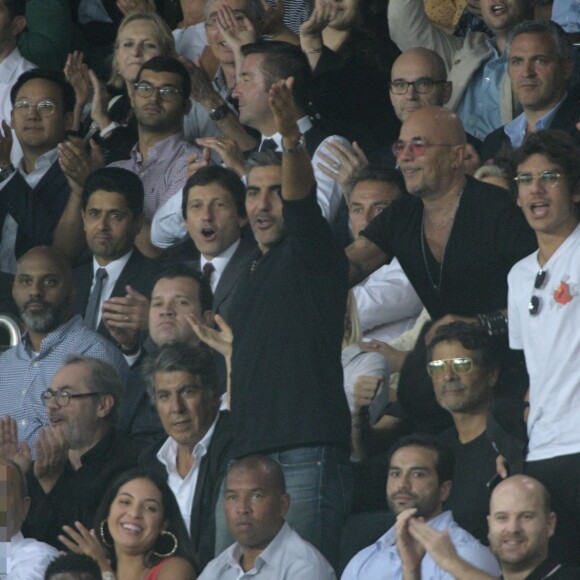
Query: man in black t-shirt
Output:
[[428, 322, 501, 544], [346, 106, 536, 340]]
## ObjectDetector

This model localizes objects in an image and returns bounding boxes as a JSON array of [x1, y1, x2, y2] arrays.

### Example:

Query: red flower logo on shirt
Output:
[[553, 281, 574, 305]]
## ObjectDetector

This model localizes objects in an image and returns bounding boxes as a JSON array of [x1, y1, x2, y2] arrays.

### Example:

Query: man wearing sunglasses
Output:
[[427, 322, 501, 545], [347, 106, 536, 397], [482, 20, 580, 163], [507, 129, 580, 565]]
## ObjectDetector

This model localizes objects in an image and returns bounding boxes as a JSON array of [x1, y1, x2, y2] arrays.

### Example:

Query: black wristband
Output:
[[476, 311, 507, 337]]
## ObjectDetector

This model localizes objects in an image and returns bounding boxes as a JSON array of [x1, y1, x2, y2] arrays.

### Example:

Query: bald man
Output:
[[1, 459, 58, 578], [403, 475, 580, 579], [0, 246, 127, 452], [346, 107, 536, 408]]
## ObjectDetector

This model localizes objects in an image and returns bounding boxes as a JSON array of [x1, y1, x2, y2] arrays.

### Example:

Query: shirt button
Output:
[[21, 419, 27, 427], [21, 389, 26, 395], [33, 361, 39, 367], [485, 77, 490, 82]]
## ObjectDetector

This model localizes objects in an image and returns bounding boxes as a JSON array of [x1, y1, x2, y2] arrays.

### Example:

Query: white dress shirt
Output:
[[156, 414, 218, 535], [5, 532, 58, 580], [199, 521, 336, 580]]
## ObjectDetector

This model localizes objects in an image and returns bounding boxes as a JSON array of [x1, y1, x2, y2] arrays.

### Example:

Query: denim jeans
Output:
[[214, 445, 353, 572]]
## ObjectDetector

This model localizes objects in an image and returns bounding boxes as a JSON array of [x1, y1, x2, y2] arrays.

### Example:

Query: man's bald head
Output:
[[488, 475, 556, 574], [404, 107, 467, 146], [0, 458, 30, 539], [13, 246, 75, 334], [390, 49, 452, 121]]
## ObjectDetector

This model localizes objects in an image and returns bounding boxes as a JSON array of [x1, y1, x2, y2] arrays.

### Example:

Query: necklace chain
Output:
[[420, 190, 463, 293]]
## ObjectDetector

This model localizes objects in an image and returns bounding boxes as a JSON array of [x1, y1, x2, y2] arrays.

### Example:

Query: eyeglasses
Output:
[[40, 389, 101, 407], [13, 100, 57, 117], [529, 268, 547, 316], [134, 81, 183, 102], [391, 138, 458, 159], [514, 170, 563, 188], [427, 357, 473, 377], [389, 79, 447, 95]]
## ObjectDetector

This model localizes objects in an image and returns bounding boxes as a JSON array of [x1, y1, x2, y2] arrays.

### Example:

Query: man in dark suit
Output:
[[181, 165, 255, 325], [139, 343, 233, 573], [482, 20, 580, 162], [72, 167, 161, 355]]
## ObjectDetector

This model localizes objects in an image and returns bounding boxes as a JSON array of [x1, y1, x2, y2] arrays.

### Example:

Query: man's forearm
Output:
[[281, 133, 315, 201]]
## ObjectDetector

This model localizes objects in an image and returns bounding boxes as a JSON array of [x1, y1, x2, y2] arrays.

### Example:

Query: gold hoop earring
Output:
[[153, 530, 178, 558], [99, 520, 113, 548]]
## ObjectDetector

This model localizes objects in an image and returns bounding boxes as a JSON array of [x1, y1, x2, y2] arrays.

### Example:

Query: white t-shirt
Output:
[[508, 222, 580, 461]]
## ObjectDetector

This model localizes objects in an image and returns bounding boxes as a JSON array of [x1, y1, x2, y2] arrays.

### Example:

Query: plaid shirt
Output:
[[0, 315, 128, 454], [109, 132, 201, 220]]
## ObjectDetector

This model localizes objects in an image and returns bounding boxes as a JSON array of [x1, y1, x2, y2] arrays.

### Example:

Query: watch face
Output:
[[210, 105, 229, 121]]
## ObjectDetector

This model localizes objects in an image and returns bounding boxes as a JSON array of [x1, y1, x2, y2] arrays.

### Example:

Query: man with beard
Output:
[[397, 476, 580, 579], [0, 246, 127, 453], [0, 355, 137, 548], [341, 435, 500, 579]]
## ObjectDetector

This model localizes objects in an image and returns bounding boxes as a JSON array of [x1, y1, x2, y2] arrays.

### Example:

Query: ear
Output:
[[63, 111, 74, 132], [202, 309, 214, 327], [279, 492, 290, 518], [81, 209, 88, 232], [133, 213, 145, 236], [183, 96, 192, 116], [238, 215, 248, 228], [488, 366, 500, 389], [442, 81, 452, 105], [96, 393, 115, 419], [450, 144, 466, 170], [11, 15, 27, 37], [20, 495, 31, 523], [547, 511, 557, 538], [439, 480, 452, 503]]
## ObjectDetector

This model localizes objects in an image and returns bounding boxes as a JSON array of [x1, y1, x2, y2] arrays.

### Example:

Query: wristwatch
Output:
[[281, 135, 306, 154], [0, 163, 15, 182], [209, 103, 230, 121]]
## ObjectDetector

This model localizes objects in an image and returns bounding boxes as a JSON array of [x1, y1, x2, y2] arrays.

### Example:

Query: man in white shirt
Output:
[[200, 455, 336, 579], [140, 342, 233, 572], [0, 0, 35, 167], [508, 129, 580, 565], [1, 458, 58, 579], [341, 435, 500, 580], [349, 166, 422, 345]]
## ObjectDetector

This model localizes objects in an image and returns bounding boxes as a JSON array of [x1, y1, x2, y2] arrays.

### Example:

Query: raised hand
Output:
[[186, 148, 211, 178], [269, 78, 300, 138], [116, 0, 156, 15], [64, 51, 91, 108], [317, 140, 368, 194], [185, 313, 233, 358], [101, 285, 150, 352], [216, 4, 257, 54], [34, 425, 69, 493], [0, 416, 32, 474], [0, 119, 13, 166], [196, 136, 244, 175], [59, 521, 112, 572], [396, 508, 426, 577]]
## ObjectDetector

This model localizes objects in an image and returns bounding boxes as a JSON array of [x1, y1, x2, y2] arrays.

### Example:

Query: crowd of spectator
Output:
[[1, 0, 580, 578]]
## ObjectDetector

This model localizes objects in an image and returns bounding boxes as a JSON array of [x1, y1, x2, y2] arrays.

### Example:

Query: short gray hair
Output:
[[244, 150, 282, 178], [63, 354, 124, 424], [142, 343, 219, 403], [506, 19, 573, 62]]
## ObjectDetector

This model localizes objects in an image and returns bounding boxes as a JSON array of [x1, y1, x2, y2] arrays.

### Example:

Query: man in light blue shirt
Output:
[[200, 455, 336, 579], [482, 20, 579, 161], [341, 435, 500, 580]]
